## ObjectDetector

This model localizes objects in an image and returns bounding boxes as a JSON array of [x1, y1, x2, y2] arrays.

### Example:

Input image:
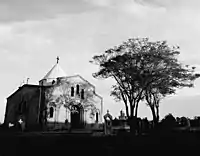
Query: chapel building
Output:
[[4, 57, 103, 130]]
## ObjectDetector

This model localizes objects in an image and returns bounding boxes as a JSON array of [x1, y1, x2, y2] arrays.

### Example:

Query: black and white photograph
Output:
[[1, 0, 200, 156]]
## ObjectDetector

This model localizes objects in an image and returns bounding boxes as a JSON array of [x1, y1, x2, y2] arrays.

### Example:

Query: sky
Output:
[[1, 0, 200, 122]]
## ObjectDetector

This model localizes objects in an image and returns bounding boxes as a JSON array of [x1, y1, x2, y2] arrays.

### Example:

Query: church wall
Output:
[[4, 85, 43, 129], [5, 77, 103, 131], [91, 94, 103, 123], [44, 76, 103, 128], [5, 59, 104, 131], [25, 90, 40, 128], [4, 94, 21, 124]]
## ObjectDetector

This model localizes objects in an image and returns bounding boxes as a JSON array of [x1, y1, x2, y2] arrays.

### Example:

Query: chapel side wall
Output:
[[4, 98, 16, 125], [3, 99, 10, 125], [4, 91, 23, 125], [4, 86, 43, 129], [25, 87, 43, 129], [26, 95, 39, 127]]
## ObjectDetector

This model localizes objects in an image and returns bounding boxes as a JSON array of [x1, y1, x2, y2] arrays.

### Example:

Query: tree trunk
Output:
[[135, 102, 139, 118], [125, 102, 129, 118], [134, 102, 140, 134], [156, 106, 159, 122], [128, 116, 137, 135], [130, 104, 134, 117], [150, 106, 157, 127]]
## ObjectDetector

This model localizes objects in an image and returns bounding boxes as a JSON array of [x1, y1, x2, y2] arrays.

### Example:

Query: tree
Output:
[[142, 41, 200, 126], [90, 38, 200, 132]]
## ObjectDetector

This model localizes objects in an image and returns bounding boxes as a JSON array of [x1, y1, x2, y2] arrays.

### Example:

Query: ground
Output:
[[1, 129, 200, 156]]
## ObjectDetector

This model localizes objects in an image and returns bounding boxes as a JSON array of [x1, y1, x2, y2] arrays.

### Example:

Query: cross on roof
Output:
[[56, 56, 59, 64]]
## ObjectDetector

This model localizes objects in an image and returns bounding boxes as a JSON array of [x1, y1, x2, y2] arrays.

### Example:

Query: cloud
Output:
[[0, 0, 94, 22], [0, 22, 53, 67], [1, 0, 200, 122], [84, 0, 166, 18], [141, 0, 200, 10], [118, 0, 166, 17], [83, 0, 112, 7]]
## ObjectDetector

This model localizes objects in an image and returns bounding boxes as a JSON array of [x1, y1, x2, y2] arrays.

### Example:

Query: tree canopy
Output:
[[90, 38, 200, 123]]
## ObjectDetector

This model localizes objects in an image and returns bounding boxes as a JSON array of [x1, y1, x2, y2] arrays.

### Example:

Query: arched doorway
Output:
[[70, 105, 84, 129]]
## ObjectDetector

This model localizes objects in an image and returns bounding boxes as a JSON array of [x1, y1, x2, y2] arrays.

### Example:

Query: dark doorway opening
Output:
[[71, 105, 84, 129]]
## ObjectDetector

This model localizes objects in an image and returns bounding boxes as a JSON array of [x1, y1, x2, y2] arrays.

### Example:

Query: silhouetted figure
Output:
[[104, 110, 113, 135]]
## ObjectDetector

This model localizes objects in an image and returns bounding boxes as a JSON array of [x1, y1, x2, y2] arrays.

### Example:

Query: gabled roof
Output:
[[64, 74, 96, 89], [42, 63, 67, 80]]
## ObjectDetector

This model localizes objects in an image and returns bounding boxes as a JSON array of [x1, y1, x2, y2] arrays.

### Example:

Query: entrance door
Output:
[[71, 105, 84, 129]]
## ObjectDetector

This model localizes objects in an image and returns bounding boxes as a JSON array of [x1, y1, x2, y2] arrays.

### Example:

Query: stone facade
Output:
[[44, 75, 103, 129]]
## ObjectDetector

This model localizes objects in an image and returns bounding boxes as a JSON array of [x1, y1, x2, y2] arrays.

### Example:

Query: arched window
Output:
[[81, 89, 84, 99], [76, 84, 79, 95], [49, 107, 54, 118], [71, 87, 74, 97]]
